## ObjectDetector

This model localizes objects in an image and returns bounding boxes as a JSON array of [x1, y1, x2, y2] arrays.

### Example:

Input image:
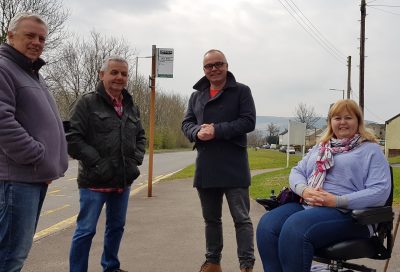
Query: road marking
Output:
[[34, 215, 78, 241], [67, 177, 77, 181], [129, 169, 182, 197], [34, 169, 183, 241], [48, 189, 61, 194], [40, 204, 70, 216]]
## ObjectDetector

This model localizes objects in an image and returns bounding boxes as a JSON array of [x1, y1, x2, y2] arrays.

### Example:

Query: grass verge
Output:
[[163, 164, 195, 180], [389, 156, 400, 164], [251, 163, 400, 205], [392, 167, 400, 205], [163, 149, 302, 181], [249, 168, 292, 199], [162, 149, 399, 205]]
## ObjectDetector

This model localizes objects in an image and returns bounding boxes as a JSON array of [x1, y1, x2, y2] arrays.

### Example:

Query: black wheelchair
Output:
[[256, 166, 395, 272]]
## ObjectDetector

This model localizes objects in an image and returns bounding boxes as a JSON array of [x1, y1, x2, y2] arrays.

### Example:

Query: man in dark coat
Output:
[[67, 56, 146, 272], [182, 49, 256, 272]]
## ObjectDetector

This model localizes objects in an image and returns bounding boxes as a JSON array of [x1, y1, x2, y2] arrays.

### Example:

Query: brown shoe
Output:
[[240, 268, 253, 272], [199, 261, 222, 272]]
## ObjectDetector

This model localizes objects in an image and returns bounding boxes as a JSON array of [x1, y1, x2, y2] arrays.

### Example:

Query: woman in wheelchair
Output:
[[256, 99, 391, 272]]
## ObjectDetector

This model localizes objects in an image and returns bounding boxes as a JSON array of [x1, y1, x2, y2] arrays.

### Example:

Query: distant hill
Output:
[[256, 116, 378, 134], [256, 116, 327, 132]]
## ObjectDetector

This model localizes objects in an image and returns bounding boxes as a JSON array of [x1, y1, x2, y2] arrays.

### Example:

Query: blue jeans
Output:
[[256, 203, 370, 272], [0, 181, 48, 272], [69, 188, 130, 272], [197, 187, 255, 269]]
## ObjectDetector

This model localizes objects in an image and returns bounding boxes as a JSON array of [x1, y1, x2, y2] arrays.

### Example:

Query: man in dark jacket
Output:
[[67, 56, 146, 272], [0, 12, 68, 272], [182, 49, 256, 272]]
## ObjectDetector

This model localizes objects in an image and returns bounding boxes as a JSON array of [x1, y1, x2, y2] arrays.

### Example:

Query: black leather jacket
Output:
[[67, 82, 146, 188]]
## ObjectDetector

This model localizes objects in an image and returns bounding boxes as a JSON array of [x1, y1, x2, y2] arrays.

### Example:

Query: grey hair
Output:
[[100, 56, 129, 72], [203, 49, 228, 64], [7, 12, 48, 39]]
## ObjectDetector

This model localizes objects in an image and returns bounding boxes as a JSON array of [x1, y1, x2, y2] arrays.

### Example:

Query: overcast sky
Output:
[[62, 0, 399, 123]]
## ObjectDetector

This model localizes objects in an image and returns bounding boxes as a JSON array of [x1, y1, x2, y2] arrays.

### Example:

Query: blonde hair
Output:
[[319, 99, 377, 144]]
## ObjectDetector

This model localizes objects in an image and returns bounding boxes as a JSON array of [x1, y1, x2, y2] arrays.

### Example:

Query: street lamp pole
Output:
[[329, 88, 345, 100], [135, 56, 152, 81]]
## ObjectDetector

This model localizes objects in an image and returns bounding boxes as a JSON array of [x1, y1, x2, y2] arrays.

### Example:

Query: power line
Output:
[[361, 0, 399, 120], [287, 0, 347, 59], [369, 4, 400, 7], [351, 91, 386, 122], [368, 5, 400, 15], [279, 0, 346, 64], [367, 0, 400, 4], [276, 0, 347, 65]]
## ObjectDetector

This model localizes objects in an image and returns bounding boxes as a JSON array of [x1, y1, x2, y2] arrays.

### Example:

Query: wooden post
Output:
[[147, 45, 156, 197]]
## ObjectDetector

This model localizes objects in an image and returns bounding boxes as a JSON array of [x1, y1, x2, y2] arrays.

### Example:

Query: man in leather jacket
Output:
[[67, 56, 146, 272]]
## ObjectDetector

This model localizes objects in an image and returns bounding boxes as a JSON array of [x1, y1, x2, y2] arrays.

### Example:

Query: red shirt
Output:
[[210, 88, 220, 98], [106, 91, 124, 117]]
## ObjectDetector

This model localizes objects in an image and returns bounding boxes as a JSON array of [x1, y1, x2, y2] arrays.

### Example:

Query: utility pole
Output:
[[359, 0, 366, 113], [347, 56, 351, 99]]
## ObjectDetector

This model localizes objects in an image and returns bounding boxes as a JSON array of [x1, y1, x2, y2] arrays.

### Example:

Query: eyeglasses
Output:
[[203, 62, 226, 71]]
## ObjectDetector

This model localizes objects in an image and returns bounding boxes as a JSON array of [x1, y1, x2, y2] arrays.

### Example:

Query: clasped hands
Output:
[[302, 187, 336, 207], [197, 123, 215, 141]]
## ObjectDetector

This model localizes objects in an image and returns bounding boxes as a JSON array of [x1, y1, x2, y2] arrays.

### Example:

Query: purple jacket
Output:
[[0, 44, 68, 183]]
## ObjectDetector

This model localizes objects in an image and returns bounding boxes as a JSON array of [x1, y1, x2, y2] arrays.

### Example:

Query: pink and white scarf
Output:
[[307, 134, 362, 188]]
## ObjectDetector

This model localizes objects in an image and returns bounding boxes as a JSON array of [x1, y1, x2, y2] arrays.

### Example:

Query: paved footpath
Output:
[[24, 173, 400, 272]]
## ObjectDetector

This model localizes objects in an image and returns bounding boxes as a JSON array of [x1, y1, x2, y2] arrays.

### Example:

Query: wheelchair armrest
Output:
[[352, 206, 393, 225], [256, 198, 280, 211]]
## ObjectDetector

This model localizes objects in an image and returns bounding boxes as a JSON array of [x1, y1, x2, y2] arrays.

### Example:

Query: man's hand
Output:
[[197, 123, 215, 141]]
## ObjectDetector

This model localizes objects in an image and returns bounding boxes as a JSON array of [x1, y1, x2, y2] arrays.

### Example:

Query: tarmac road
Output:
[[34, 150, 197, 241]]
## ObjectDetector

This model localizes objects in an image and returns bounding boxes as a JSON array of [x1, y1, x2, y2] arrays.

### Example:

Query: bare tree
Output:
[[266, 122, 280, 136], [35, 23, 192, 149], [247, 129, 265, 147], [129, 75, 150, 130], [44, 31, 135, 117], [153, 90, 189, 149], [294, 102, 320, 129], [0, 0, 69, 50], [128, 78, 190, 149], [45, 31, 190, 149]]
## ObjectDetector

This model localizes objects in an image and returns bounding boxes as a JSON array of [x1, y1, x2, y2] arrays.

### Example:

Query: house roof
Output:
[[386, 113, 400, 124], [279, 129, 288, 135], [305, 128, 325, 136]]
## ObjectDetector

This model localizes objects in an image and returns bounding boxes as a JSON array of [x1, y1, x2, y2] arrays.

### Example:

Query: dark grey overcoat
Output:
[[182, 71, 256, 188]]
